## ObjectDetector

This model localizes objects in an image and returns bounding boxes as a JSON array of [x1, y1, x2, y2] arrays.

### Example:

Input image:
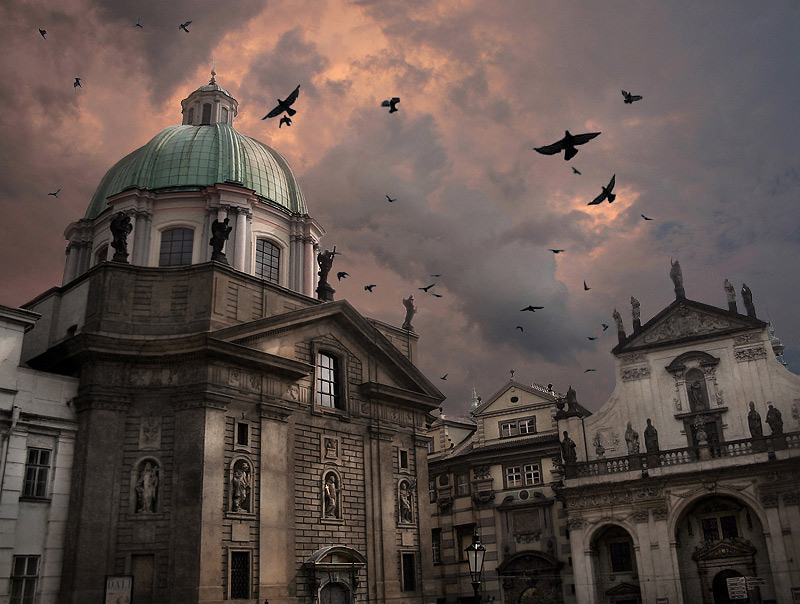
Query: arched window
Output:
[[255, 239, 280, 284], [220, 106, 229, 124], [316, 352, 341, 409], [201, 103, 212, 125], [94, 244, 108, 265], [187, 107, 194, 125], [159, 228, 193, 266]]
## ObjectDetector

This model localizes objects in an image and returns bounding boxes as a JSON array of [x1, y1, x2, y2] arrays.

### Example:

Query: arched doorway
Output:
[[496, 552, 564, 604], [712, 569, 749, 604], [319, 581, 350, 604], [304, 546, 366, 604], [590, 525, 640, 604]]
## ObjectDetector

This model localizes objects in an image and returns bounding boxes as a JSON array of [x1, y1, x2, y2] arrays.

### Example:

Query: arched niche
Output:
[[228, 456, 253, 514], [130, 456, 161, 514], [397, 478, 415, 525], [322, 468, 342, 520]]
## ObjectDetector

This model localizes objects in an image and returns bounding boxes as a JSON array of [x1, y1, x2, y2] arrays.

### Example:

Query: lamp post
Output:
[[465, 530, 486, 604]]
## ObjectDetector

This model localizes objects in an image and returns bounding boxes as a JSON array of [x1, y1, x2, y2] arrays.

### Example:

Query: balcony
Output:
[[564, 432, 800, 479]]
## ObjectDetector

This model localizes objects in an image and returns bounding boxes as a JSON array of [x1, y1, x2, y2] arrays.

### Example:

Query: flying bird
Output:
[[381, 97, 400, 113], [74, 78, 82, 88], [263, 85, 301, 120], [48, 188, 61, 198], [534, 130, 601, 161], [587, 336, 598, 341], [179, 21, 192, 32], [521, 305, 544, 312], [621, 90, 643, 104], [440, 373, 448, 380], [418, 284, 436, 292], [602, 323, 609, 331], [430, 274, 442, 277], [583, 280, 591, 291], [641, 214, 653, 221], [133, 17, 142, 28], [279, 116, 292, 128], [548, 249, 565, 254], [39, 28, 47, 39], [516, 326, 524, 332], [385, 195, 396, 203], [572, 167, 582, 175], [431, 293, 443, 298], [364, 284, 376, 292], [588, 174, 616, 205], [584, 369, 597, 373], [336, 272, 349, 281]]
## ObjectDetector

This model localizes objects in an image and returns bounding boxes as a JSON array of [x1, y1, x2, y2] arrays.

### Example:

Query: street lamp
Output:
[[464, 530, 486, 604]]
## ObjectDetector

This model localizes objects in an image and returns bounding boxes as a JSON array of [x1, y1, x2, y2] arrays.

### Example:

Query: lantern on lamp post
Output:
[[464, 530, 486, 604]]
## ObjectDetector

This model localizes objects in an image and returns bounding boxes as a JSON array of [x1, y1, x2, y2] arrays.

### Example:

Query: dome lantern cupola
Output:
[[181, 69, 239, 127]]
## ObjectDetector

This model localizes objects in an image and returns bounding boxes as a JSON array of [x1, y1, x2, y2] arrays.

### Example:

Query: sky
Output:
[[1, 0, 799, 414]]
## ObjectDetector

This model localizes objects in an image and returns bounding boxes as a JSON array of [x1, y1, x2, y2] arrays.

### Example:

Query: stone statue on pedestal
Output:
[[724, 279, 737, 313], [561, 431, 577, 464], [402, 295, 416, 331], [644, 419, 659, 452], [747, 401, 763, 438], [631, 296, 641, 330], [766, 404, 783, 436], [741, 283, 756, 318], [625, 421, 640, 454], [316, 247, 337, 301], [210, 218, 232, 263], [670, 259, 685, 299], [110, 211, 133, 263]]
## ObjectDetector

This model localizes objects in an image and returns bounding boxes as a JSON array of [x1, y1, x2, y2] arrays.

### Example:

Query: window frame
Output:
[[455, 524, 476, 562], [158, 227, 194, 267], [503, 460, 542, 489], [499, 416, 537, 438], [455, 472, 470, 497], [431, 529, 442, 564], [400, 552, 417, 592], [228, 549, 252, 600], [608, 539, 634, 573], [23, 447, 51, 499], [10, 555, 40, 604], [315, 351, 343, 410], [311, 342, 350, 415], [254, 238, 281, 284]]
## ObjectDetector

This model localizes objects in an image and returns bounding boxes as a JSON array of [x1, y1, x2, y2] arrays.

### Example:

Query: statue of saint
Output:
[[747, 401, 763, 438], [670, 259, 685, 298], [693, 416, 708, 445], [323, 473, 339, 518], [613, 308, 625, 343], [110, 211, 133, 262], [399, 482, 413, 523], [231, 462, 251, 512], [631, 296, 641, 328], [135, 461, 159, 513], [765, 404, 783, 436], [644, 419, 659, 452], [592, 433, 605, 458], [741, 283, 756, 317], [402, 295, 417, 332], [625, 421, 640, 454], [210, 218, 232, 262], [689, 380, 706, 410], [724, 279, 736, 305], [560, 431, 577, 464]]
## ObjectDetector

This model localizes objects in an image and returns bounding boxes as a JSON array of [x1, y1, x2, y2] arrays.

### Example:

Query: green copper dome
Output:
[[86, 123, 307, 219]]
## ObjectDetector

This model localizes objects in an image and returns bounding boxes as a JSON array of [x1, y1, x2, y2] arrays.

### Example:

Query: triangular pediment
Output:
[[605, 582, 641, 596], [473, 380, 559, 416], [691, 539, 757, 561], [614, 299, 766, 353]]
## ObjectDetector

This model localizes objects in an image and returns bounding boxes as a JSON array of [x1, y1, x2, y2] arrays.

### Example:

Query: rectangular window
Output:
[[432, 529, 442, 564], [701, 518, 720, 542], [523, 462, 541, 486], [505, 465, 522, 488], [229, 551, 250, 599], [456, 473, 470, 496], [609, 541, 633, 573], [456, 525, 476, 561], [427, 440, 434, 454], [159, 228, 193, 267], [500, 417, 536, 438], [255, 239, 280, 284], [519, 418, 536, 434], [720, 515, 739, 540], [10, 555, 39, 604], [399, 449, 409, 470], [500, 422, 519, 438], [429, 479, 436, 503], [401, 553, 416, 591], [236, 422, 249, 447], [316, 352, 341, 409], [23, 448, 50, 498]]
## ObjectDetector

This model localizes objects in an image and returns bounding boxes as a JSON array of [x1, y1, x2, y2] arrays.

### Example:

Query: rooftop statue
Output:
[[670, 259, 685, 299]]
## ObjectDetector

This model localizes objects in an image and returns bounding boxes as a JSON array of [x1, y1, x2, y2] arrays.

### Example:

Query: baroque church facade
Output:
[[14, 76, 444, 604]]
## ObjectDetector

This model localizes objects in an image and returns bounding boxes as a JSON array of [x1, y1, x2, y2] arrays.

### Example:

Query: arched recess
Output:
[[304, 546, 367, 604], [130, 455, 161, 514], [397, 478, 415, 525], [496, 551, 564, 604], [673, 494, 776, 604], [322, 468, 343, 520], [589, 523, 641, 604], [228, 456, 254, 514]]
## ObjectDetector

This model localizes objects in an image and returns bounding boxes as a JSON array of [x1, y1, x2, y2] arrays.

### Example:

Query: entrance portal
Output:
[[319, 582, 349, 604], [712, 569, 749, 604]]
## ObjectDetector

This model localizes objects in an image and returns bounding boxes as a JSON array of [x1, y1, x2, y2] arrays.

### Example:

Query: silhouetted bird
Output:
[[583, 280, 591, 291], [48, 188, 61, 198], [336, 272, 349, 281], [588, 174, 616, 205], [430, 274, 441, 277], [516, 326, 524, 332], [548, 249, 565, 254], [263, 85, 300, 120], [74, 78, 81, 88], [279, 116, 292, 128], [534, 130, 601, 161], [521, 305, 544, 312], [364, 284, 376, 292], [587, 336, 598, 341], [133, 17, 142, 28], [381, 97, 400, 113], [440, 373, 448, 380], [179, 21, 192, 32], [418, 284, 435, 292], [431, 293, 443, 298], [584, 369, 597, 373], [602, 323, 609, 331], [572, 167, 582, 175], [641, 214, 653, 221], [39, 28, 46, 39], [621, 90, 643, 104], [385, 195, 396, 202]]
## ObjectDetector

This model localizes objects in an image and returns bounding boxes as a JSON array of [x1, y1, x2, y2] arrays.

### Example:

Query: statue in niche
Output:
[[399, 481, 414, 523], [401, 295, 417, 332], [592, 433, 605, 458], [210, 217, 232, 263], [231, 461, 251, 512], [135, 461, 159, 513], [747, 402, 763, 438], [693, 416, 708, 445], [724, 279, 737, 312], [625, 422, 640, 454], [323, 473, 339, 518], [670, 259, 685, 299], [689, 380, 707, 410], [110, 211, 133, 263], [560, 431, 577, 464], [766, 404, 783, 436], [644, 419, 659, 452], [741, 283, 756, 317], [631, 296, 641, 329]]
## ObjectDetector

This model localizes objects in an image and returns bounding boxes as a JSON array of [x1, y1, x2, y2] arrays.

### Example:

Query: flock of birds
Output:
[[37, 17, 650, 381]]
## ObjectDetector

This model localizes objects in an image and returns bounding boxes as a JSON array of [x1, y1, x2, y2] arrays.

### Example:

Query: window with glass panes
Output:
[[255, 239, 280, 283], [456, 473, 470, 496], [428, 479, 436, 503], [23, 448, 50, 498], [608, 541, 633, 573], [316, 352, 341, 409], [523, 462, 541, 485], [519, 417, 536, 434], [229, 551, 250, 599], [10, 555, 39, 604], [505, 465, 522, 488], [701, 514, 739, 542], [431, 529, 442, 564], [159, 228, 193, 266]]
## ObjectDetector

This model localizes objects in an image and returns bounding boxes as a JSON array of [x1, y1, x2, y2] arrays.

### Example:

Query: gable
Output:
[[474, 381, 558, 416], [614, 299, 765, 353]]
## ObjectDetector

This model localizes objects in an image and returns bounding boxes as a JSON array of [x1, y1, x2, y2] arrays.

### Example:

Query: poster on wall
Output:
[[104, 575, 133, 604]]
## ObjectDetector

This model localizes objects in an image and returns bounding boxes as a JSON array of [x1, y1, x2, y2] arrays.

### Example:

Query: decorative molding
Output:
[[632, 510, 650, 523], [643, 305, 732, 344], [760, 492, 779, 508], [620, 353, 645, 365], [734, 346, 767, 362], [138, 417, 161, 450], [621, 366, 651, 382], [566, 517, 584, 530], [651, 507, 668, 520], [472, 490, 496, 505], [782, 491, 799, 507], [473, 465, 492, 480], [734, 333, 754, 345]]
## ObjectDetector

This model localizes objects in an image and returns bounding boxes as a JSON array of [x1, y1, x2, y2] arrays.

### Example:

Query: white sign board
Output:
[[726, 576, 747, 600], [104, 575, 133, 604]]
